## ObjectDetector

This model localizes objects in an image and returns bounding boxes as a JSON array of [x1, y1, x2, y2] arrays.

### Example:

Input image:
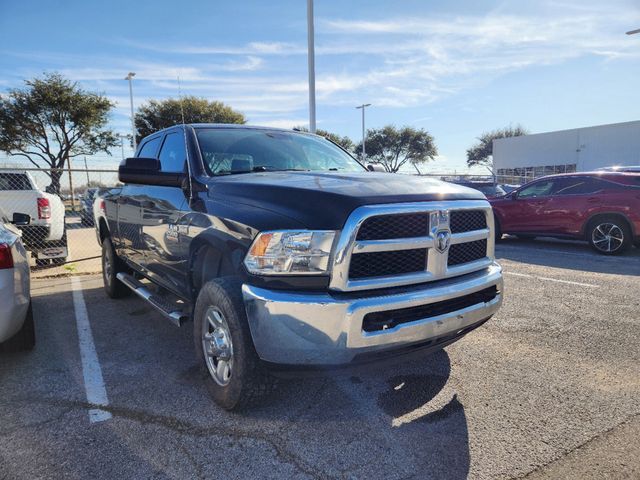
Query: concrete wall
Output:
[[493, 120, 640, 172]]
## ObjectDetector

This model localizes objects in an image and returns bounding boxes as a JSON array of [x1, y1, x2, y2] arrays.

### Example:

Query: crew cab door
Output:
[[117, 135, 163, 267], [139, 131, 189, 295], [501, 179, 556, 233]]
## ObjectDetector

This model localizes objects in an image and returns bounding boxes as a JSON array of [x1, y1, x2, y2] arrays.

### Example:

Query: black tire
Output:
[[587, 216, 632, 255], [494, 214, 503, 243], [2, 302, 35, 352], [102, 237, 131, 298], [194, 277, 276, 411]]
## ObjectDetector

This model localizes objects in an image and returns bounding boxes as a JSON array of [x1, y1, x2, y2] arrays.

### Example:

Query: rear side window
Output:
[[137, 137, 162, 158], [158, 132, 187, 173], [0, 173, 31, 190], [553, 177, 609, 195]]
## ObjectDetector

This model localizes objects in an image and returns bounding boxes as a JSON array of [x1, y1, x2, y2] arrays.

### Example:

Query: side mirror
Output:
[[12, 212, 31, 226], [366, 163, 386, 172], [118, 157, 185, 187]]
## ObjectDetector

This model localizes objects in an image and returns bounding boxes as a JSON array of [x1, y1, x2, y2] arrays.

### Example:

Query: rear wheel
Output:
[[194, 277, 275, 410], [102, 237, 131, 298], [587, 217, 631, 255], [1, 302, 35, 352]]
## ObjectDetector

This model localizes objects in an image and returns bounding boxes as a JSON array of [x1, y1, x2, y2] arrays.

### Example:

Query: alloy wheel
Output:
[[592, 223, 624, 253], [202, 307, 234, 386]]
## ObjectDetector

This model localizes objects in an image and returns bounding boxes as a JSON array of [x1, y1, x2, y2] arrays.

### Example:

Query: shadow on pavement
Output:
[[497, 236, 640, 276]]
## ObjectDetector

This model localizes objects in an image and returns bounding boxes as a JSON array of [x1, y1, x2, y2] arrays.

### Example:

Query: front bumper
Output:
[[242, 263, 503, 366]]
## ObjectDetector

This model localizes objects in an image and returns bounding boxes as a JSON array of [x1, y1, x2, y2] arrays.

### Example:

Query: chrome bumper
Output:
[[242, 263, 503, 365]]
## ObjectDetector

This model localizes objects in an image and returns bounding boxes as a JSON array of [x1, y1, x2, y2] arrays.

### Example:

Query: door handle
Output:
[[140, 200, 154, 208], [586, 197, 599, 203]]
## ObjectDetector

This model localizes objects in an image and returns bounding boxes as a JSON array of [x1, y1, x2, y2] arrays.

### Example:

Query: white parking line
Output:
[[504, 271, 598, 288], [71, 277, 111, 423]]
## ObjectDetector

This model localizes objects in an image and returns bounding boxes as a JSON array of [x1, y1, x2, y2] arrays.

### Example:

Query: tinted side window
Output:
[[517, 180, 555, 199], [158, 133, 187, 173], [553, 177, 606, 195], [138, 137, 162, 158]]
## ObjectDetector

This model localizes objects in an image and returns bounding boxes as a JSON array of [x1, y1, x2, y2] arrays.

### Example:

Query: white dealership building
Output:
[[493, 120, 640, 182]]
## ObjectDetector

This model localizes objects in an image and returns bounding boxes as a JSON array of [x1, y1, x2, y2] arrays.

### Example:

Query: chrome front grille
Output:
[[330, 200, 495, 292]]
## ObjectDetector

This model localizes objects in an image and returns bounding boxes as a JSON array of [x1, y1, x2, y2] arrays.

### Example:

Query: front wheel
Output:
[[194, 277, 276, 411], [588, 217, 631, 255]]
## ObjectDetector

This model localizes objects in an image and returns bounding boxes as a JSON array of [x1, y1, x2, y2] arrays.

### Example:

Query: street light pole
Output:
[[125, 72, 137, 151], [356, 103, 371, 162], [307, 0, 316, 133]]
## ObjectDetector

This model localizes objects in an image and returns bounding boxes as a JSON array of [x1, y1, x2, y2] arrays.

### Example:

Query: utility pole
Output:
[[67, 157, 76, 211], [355, 104, 371, 162], [307, 0, 316, 133], [125, 72, 137, 150], [119, 135, 126, 160], [83, 157, 90, 186]]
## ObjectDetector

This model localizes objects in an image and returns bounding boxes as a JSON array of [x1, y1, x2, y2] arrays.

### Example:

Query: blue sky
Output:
[[1, 0, 639, 173]]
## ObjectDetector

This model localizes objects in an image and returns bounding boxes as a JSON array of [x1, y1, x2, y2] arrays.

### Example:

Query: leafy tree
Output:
[[135, 96, 246, 143], [0, 73, 118, 194], [295, 127, 354, 152], [354, 125, 437, 173], [466, 125, 528, 172]]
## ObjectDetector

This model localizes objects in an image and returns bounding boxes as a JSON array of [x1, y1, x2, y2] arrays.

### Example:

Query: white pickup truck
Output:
[[0, 170, 68, 264]]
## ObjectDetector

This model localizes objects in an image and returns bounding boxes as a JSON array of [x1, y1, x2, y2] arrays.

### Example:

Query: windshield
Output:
[[196, 129, 364, 176]]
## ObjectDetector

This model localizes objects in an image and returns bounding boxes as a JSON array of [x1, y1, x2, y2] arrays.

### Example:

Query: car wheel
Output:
[[102, 237, 131, 298], [194, 277, 276, 411], [588, 217, 631, 255], [1, 302, 35, 352]]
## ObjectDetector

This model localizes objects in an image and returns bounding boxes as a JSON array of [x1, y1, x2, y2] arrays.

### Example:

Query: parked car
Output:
[[490, 172, 640, 254], [95, 124, 503, 410], [451, 181, 506, 198], [0, 206, 34, 352], [0, 170, 68, 265], [80, 188, 99, 226]]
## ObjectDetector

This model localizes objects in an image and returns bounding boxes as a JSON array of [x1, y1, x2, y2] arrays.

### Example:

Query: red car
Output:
[[490, 172, 640, 255]]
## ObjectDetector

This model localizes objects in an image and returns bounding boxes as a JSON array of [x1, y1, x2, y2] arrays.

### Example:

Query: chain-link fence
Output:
[[0, 166, 119, 277]]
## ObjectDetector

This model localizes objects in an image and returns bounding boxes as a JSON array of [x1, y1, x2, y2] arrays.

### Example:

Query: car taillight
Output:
[[0, 244, 13, 269], [37, 197, 51, 219], [99, 199, 106, 214]]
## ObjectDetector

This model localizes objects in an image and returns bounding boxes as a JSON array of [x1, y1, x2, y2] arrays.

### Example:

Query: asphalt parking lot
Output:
[[1, 239, 639, 479]]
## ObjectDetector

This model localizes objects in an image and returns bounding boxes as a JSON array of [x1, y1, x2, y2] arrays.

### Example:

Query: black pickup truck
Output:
[[96, 124, 503, 410]]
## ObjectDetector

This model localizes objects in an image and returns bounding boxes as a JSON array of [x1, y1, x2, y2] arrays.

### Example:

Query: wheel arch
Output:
[[98, 218, 110, 244], [188, 232, 250, 301], [582, 212, 634, 240]]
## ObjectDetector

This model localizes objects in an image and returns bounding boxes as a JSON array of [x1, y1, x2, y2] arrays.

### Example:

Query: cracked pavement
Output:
[[1, 238, 639, 479]]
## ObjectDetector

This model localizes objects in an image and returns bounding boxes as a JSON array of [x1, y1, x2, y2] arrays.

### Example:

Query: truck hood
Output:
[[206, 171, 486, 230]]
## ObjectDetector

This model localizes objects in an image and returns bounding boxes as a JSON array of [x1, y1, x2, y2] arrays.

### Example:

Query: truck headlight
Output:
[[244, 230, 335, 275]]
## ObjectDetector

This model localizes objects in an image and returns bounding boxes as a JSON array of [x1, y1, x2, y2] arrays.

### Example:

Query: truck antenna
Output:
[[177, 76, 194, 201]]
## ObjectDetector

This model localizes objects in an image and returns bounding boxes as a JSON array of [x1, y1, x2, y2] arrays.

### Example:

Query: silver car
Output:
[[0, 206, 34, 351]]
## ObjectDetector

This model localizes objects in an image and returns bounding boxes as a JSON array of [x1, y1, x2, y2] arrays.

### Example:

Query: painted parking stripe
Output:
[[71, 277, 111, 423], [503, 271, 598, 288]]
